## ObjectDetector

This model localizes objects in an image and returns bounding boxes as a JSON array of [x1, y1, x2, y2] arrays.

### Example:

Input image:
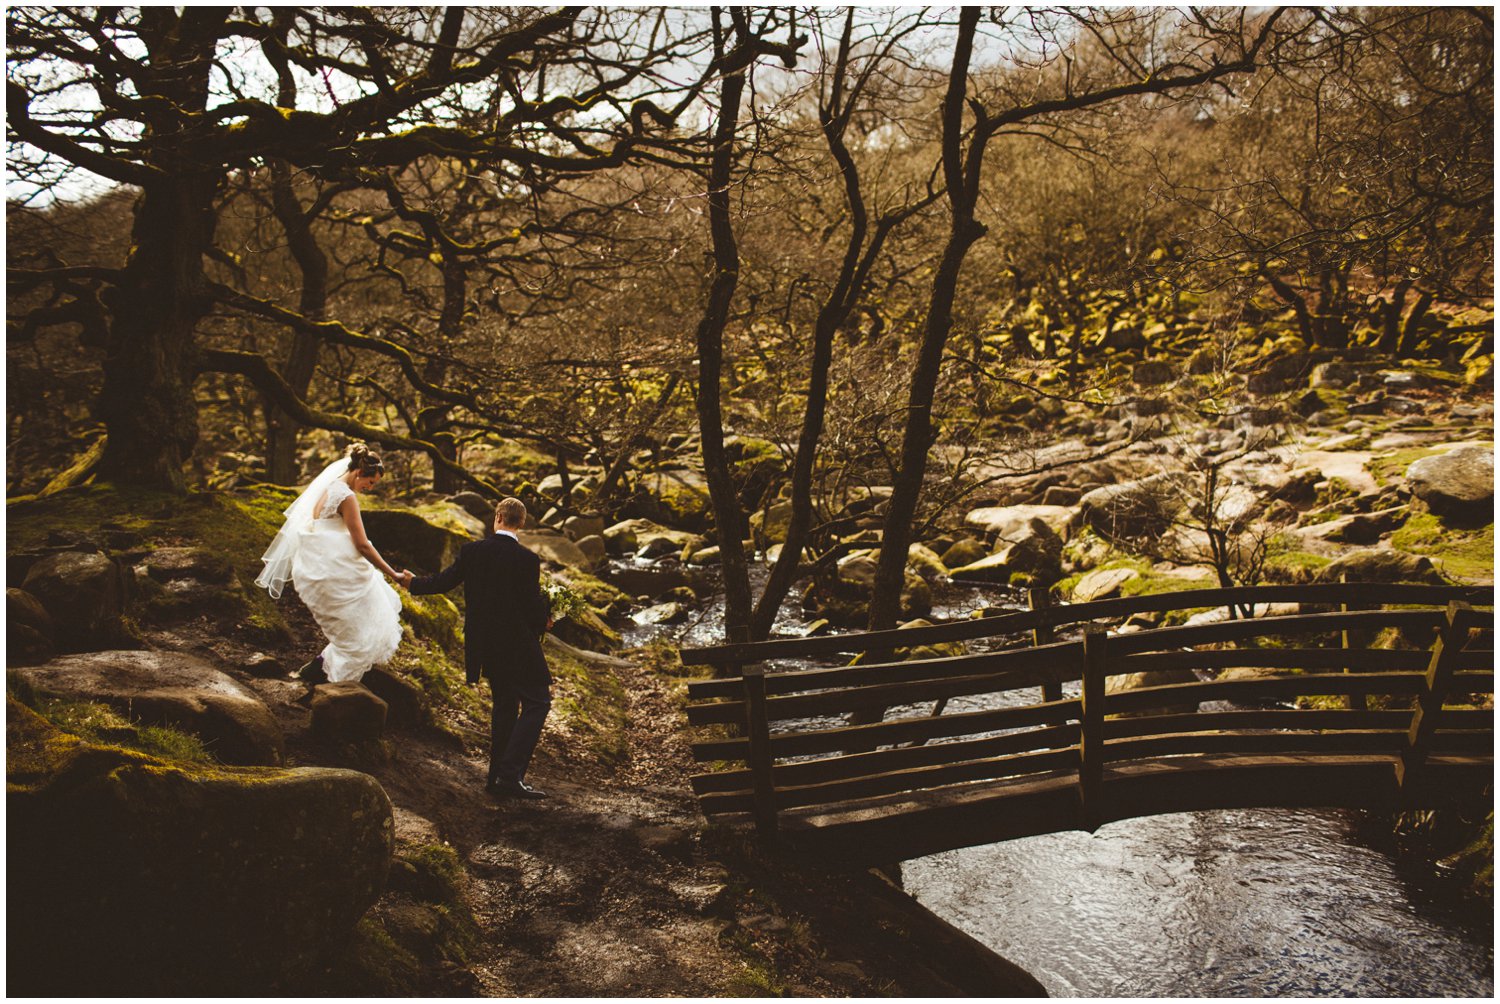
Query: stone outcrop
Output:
[[1314, 548, 1447, 586], [361, 502, 483, 574], [964, 504, 1075, 542], [518, 527, 593, 570], [1073, 473, 1190, 542], [1405, 445, 1494, 521], [312, 681, 389, 743], [951, 518, 1063, 585], [939, 539, 989, 569], [11, 650, 285, 766], [7, 700, 391, 995], [802, 550, 933, 627], [20, 550, 127, 649], [1070, 566, 1139, 602], [630, 468, 714, 531], [7, 586, 54, 663]]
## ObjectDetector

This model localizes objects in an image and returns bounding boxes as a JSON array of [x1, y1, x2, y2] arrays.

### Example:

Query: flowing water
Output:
[[619, 560, 1494, 997], [903, 808, 1492, 997]]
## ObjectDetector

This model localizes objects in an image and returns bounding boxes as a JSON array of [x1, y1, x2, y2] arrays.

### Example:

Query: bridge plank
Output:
[[687, 662, 1087, 725], [766, 754, 1492, 865], [689, 698, 1080, 762], [679, 583, 1491, 666], [685, 639, 1081, 701], [700, 746, 1083, 815], [1103, 672, 1429, 714], [690, 723, 1082, 795]]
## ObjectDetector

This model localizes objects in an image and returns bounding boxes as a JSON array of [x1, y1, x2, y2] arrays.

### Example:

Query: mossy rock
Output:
[[11, 649, 285, 766], [630, 468, 714, 532], [6, 484, 296, 640], [7, 697, 392, 995], [1389, 512, 1494, 585], [359, 501, 482, 576]]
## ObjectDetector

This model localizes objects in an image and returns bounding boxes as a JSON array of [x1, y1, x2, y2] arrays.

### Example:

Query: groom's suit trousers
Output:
[[490, 677, 551, 784]]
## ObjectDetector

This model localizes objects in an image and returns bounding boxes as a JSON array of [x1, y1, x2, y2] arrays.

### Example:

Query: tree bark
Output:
[[93, 10, 228, 490], [263, 162, 328, 486], [869, 8, 984, 632], [694, 10, 756, 644]]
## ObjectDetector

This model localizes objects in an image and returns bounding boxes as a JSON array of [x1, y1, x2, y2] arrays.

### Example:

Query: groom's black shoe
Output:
[[489, 779, 548, 800]]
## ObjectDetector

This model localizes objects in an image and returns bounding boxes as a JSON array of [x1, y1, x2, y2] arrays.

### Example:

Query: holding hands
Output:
[[392, 568, 415, 589]]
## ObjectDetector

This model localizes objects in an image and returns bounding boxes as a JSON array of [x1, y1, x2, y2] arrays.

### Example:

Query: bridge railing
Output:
[[681, 583, 1493, 837]]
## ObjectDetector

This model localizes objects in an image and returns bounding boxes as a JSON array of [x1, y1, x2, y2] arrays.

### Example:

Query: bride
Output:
[[256, 443, 405, 684]]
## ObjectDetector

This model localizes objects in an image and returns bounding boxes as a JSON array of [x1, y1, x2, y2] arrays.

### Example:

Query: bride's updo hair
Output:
[[347, 442, 384, 476]]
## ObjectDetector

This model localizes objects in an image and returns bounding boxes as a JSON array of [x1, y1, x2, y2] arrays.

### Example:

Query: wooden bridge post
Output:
[[1397, 601, 1472, 791], [1078, 626, 1108, 830], [1030, 587, 1062, 703], [741, 662, 779, 839], [1341, 573, 1367, 712]]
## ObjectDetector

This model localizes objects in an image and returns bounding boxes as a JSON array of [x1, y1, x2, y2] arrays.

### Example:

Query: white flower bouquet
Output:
[[542, 577, 589, 622]]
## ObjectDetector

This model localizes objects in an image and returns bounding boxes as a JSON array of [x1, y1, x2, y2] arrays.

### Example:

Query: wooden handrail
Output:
[[680, 582, 1491, 667], [685, 586, 1495, 832]]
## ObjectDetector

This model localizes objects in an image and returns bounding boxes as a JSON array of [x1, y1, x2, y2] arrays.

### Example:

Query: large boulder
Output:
[[963, 504, 1075, 541], [311, 681, 388, 743], [750, 500, 795, 545], [20, 550, 127, 649], [630, 468, 714, 531], [7, 587, 54, 664], [1105, 667, 1200, 717], [1314, 549, 1447, 586], [360, 502, 483, 575], [1074, 473, 1190, 542], [952, 518, 1063, 585], [802, 551, 932, 628], [600, 561, 699, 600], [939, 538, 989, 569], [1071, 566, 1139, 602], [1405, 445, 1494, 521], [518, 527, 593, 570], [11, 650, 285, 766], [7, 700, 391, 995]]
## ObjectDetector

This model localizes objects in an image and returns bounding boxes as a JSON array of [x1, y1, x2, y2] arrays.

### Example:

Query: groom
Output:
[[404, 497, 553, 799]]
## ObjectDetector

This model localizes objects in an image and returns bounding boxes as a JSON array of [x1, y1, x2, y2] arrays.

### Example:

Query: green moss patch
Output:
[[1390, 511, 1494, 584], [18, 691, 218, 765], [547, 644, 629, 765]]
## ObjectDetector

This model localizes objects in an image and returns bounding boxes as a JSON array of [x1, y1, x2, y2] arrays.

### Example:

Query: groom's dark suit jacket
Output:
[[408, 532, 551, 687]]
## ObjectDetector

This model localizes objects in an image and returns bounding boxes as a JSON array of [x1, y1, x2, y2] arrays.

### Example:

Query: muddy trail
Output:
[[205, 593, 1030, 998]]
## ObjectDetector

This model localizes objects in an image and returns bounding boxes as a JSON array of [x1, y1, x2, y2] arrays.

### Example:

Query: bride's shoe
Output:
[[295, 655, 326, 684]]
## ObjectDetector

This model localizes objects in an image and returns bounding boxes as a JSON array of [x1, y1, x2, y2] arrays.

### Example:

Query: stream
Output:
[[618, 560, 1494, 997]]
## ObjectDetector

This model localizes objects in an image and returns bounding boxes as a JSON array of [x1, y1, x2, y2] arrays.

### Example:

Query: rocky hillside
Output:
[[5, 482, 1045, 996], [6, 332, 1493, 993]]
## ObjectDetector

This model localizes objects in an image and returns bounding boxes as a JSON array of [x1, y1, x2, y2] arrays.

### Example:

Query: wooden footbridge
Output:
[[681, 583, 1493, 865]]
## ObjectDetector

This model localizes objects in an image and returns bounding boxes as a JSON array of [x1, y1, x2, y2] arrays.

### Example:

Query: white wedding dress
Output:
[[256, 460, 403, 683]]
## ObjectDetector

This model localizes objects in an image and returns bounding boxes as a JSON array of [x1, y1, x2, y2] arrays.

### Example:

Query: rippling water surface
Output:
[[903, 808, 1494, 997]]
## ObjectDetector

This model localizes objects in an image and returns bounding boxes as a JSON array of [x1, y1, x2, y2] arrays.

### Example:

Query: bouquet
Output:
[[542, 577, 589, 622]]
